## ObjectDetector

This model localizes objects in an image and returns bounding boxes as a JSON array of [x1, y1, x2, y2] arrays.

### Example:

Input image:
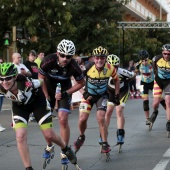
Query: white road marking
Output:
[[153, 148, 170, 170]]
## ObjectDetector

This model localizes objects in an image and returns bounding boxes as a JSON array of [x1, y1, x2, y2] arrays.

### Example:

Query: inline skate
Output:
[[43, 145, 55, 169]]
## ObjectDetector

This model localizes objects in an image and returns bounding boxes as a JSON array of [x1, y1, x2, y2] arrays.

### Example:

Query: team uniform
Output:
[[79, 62, 119, 114], [136, 59, 154, 97], [39, 53, 84, 112], [107, 67, 135, 107], [0, 74, 52, 130], [153, 54, 170, 97]]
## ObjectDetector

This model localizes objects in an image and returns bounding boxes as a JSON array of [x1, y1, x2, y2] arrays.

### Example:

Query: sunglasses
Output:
[[94, 56, 106, 60], [59, 53, 73, 59], [142, 59, 148, 62], [163, 53, 170, 56], [0, 76, 13, 82]]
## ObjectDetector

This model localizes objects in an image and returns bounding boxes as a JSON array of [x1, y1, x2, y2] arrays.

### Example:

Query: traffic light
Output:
[[3, 32, 10, 46], [16, 26, 23, 40]]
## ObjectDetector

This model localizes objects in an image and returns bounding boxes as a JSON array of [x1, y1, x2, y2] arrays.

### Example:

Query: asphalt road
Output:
[[0, 96, 170, 170]]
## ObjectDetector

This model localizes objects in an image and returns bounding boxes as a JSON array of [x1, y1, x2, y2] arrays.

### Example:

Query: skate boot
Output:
[[101, 142, 111, 153], [43, 145, 55, 169], [101, 142, 111, 162], [63, 146, 77, 164], [117, 129, 125, 153], [26, 167, 34, 170], [146, 118, 150, 125], [148, 110, 158, 131], [60, 152, 69, 170], [166, 121, 170, 138], [74, 135, 85, 153]]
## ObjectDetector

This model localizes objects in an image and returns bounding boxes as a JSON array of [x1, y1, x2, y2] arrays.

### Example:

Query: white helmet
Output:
[[107, 54, 120, 66], [57, 39, 76, 55]]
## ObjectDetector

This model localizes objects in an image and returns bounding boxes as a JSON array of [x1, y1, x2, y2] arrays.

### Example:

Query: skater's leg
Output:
[[165, 95, 170, 121], [160, 98, 166, 110], [58, 111, 70, 145], [74, 111, 88, 147], [105, 103, 114, 130], [96, 110, 107, 143], [41, 128, 65, 149], [78, 111, 89, 136], [116, 105, 125, 129], [143, 99, 150, 124], [15, 127, 32, 169]]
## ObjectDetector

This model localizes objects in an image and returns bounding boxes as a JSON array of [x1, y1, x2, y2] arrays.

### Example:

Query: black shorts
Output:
[[141, 81, 154, 95], [155, 75, 170, 95], [12, 89, 52, 124]]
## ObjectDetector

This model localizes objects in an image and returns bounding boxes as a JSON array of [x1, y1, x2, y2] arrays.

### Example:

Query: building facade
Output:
[[122, 0, 169, 21]]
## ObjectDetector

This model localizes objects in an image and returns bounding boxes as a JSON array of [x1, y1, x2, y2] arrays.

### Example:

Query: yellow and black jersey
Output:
[[83, 62, 119, 95], [153, 55, 170, 79]]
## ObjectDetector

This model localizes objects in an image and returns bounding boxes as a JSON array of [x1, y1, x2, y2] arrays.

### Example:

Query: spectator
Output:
[[34, 51, 44, 68], [12, 52, 32, 77], [24, 50, 39, 122], [24, 50, 38, 79], [128, 60, 137, 98], [0, 57, 5, 132]]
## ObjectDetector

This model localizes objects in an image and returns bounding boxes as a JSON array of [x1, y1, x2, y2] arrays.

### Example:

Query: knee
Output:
[[16, 132, 27, 143], [165, 99, 170, 108], [79, 114, 88, 124], [97, 114, 105, 124], [43, 130, 54, 141], [58, 117, 68, 127]]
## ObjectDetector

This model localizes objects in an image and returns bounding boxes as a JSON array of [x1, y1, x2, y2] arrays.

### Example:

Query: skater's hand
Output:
[[83, 91, 92, 101], [113, 94, 120, 106], [55, 91, 69, 100]]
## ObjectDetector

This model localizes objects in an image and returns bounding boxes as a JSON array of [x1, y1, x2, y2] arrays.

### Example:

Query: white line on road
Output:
[[153, 148, 170, 170]]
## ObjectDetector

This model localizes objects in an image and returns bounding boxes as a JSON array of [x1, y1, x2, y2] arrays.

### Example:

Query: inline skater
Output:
[[0, 63, 77, 170], [149, 44, 170, 134], [104, 54, 135, 152], [135, 50, 166, 127], [39, 39, 85, 145], [74, 46, 120, 157], [135, 50, 155, 125]]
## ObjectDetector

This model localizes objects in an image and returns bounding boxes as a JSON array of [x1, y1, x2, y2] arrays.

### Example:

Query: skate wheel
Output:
[[75, 164, 82, 170], [105, 152, 110, 162], [62, 164, 68, 170], [43, 160, 47, 169], [118, 144, 122, 153], [167, 131, 170, 138], [149, 123, 153, 131], [46, 158, 50, 164]]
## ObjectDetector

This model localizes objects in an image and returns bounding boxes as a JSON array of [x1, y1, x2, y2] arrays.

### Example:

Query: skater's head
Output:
[[57, 39, 75, 67], [92, 46, 108, 70], [107, 54, 120, 69], [0, 63, 18, 90], [162, 44, 170, 61], [138, 50, 149, 61]]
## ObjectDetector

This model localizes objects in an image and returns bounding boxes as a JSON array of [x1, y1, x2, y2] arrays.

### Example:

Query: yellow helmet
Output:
[[92, 46, 108, 57], [107, 54, 120, 66]]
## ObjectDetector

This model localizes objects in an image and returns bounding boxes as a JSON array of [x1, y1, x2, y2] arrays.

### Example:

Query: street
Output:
[[0, 96, 169, 170]]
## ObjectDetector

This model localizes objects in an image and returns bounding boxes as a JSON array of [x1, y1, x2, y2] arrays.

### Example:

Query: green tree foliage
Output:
[[0, 0, 170, 64], [68, 0, 125, 55]]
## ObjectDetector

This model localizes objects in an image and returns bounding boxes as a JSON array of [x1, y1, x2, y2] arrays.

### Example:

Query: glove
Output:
[[61, 91, 69, 99], [83, 91, 90, 100], [113, 94, 120, 105]]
